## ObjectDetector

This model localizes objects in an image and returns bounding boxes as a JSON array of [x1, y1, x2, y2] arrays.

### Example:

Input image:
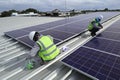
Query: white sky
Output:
[[0, 0, 120, 11]]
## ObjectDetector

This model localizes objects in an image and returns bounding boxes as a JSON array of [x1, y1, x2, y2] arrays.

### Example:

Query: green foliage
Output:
[[20, 8, 39, 14], [0, 11, 11, 17], [104, 8, 109, 11], [0, 9, 18, 17]]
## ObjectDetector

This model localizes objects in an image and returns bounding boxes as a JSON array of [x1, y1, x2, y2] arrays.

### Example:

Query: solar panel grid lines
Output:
[[40, 29, 75, 40], [5, 30, 29, 39], [105, 56, 117, 80], [62, 47, 120, 80], [94, 53, 115, 79], [105, 31, 120, 34], [96, 37, 120, 43], [109, 19, 120, 28], [84, 37, 120, 56], [52, 29, 76, 35], [105, 19, 120, 32], [105, 27, 120, 33], [83, 46, 120, 58]]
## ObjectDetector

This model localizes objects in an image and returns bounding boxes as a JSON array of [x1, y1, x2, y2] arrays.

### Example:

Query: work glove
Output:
[[26, 60, 35, 70]]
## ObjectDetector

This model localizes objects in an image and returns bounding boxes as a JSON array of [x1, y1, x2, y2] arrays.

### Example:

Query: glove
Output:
[[26, 60, 34, 70]]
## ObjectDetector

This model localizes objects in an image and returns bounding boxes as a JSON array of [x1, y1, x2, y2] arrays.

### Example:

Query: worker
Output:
[[88, 15, 103, 36], [26, 31, 60, 69]]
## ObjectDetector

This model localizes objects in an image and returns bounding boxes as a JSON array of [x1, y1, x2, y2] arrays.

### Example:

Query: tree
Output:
[[104, 8, 109, 11], [0, 11, 11, 17], [95, 9, 98, 12], [20, 8, 39, 13], [0, 9, 18, 17]]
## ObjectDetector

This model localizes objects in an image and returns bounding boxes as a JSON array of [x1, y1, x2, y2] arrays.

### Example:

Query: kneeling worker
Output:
[[26, 31, 60, 69], [88, 15, 103, 36]]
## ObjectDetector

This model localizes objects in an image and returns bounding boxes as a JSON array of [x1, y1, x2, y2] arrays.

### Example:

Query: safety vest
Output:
[[88, 19, 99, 30], [37, 36, 60, 61]]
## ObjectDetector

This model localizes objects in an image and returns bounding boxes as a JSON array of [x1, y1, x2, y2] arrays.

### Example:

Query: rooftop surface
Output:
[[0, 16, 90, 80], [0, 13, 120, 80]]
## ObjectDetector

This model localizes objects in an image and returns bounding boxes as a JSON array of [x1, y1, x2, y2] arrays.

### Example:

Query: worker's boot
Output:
[[91, 33, 96, 37]]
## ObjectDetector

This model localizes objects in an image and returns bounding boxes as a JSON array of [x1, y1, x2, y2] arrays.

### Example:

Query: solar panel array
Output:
[[62, 19, 120, 79], [5, 12, 120, 48]]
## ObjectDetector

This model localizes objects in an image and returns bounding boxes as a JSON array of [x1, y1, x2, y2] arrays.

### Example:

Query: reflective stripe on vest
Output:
[[37, 41, 55, 56], [37, 36, 60, 60]]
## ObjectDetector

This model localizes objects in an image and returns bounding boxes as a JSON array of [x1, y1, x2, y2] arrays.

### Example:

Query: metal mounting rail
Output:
[[60, 69, 73, 80]]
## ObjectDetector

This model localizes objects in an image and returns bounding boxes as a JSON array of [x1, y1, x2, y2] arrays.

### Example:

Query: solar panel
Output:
[[105, 27, 120, 32], [97, 31, 120, 41], [21, 27, 46, 32], [5, 30, 29, 38], [18, 36, 61, 48], [62, 47, 120, 80], [53, 26, 85, 34], [18, 36, 35, 47], [84, 38, 120, 55], [5, 12, 120, 48], [40, 29, 75, 40], [109, 19, 120, 28], [104, 20, 120, 32]]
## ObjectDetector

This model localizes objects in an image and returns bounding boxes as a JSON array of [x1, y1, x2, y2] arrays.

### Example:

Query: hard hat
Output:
[[29, 31, 36, 41], [95, 15, 103, 22], [99, 15, 103, 20]]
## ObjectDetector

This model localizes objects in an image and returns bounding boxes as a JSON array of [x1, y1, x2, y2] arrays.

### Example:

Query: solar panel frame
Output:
[[5, 30, 29, 39], [62, 47, 120, 80], [84, 37, 120, 56], [21, 27, 46, 32]]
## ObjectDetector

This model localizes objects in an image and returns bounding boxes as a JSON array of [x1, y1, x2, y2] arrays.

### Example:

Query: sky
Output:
[[0, 0, 120, 11]]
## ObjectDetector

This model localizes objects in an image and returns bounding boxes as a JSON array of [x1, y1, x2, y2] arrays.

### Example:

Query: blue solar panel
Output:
[[54, 26, 85, 34], [5, 30, 29, 38], [105, 19, 120, 32], [97, 31, 120, 41], [84, 38, 120, 55], [105, 27, 120, 33], [109, 19, 120, 28], [21, 27, 46, 32], [18, 36, 61, 48], [5, 12, 120, 48], [40, 29, 75, 40], [18, 36, 35, 48], [62, 47, 120, 80]]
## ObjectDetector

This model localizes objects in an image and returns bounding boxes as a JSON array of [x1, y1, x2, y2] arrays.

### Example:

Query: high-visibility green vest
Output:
[[37, 36, 60, 61], [88, 19, 99, 30]]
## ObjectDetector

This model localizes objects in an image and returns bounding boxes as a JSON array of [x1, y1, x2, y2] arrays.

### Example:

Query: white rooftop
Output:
[[0, 17, 64, 35]]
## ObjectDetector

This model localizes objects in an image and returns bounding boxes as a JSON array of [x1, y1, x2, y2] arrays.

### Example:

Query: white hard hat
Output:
[[99, 15, 103, 20], [29, 31, 36, 41]]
